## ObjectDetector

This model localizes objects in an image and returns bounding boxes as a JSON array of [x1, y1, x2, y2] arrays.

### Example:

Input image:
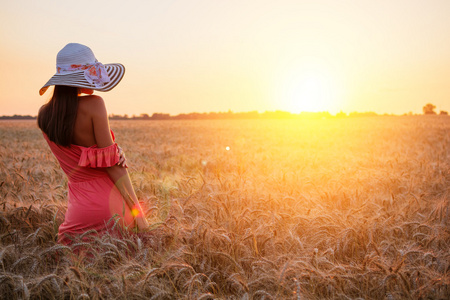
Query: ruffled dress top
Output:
[[43, 131, 135, 244]]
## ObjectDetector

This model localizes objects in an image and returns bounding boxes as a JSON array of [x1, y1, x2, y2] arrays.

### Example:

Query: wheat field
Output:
[[0, 117, 449, 299]]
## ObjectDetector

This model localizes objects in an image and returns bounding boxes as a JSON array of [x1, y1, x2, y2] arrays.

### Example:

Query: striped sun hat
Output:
[[39, 43, 125, 95]]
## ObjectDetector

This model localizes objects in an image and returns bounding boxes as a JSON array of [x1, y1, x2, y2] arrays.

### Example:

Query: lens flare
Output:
[[131, 208, 140, 217]]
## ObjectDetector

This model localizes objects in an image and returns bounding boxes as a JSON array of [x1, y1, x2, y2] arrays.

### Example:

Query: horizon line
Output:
[[1, 108, 448, 120]]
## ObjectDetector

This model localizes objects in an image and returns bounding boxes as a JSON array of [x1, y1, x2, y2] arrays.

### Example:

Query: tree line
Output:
[[108, 110, 383, 120], [1, 104, 447, 120]]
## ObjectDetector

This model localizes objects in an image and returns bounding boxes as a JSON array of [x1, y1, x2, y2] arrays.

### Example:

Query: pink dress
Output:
[[43, 131, 135, 244]]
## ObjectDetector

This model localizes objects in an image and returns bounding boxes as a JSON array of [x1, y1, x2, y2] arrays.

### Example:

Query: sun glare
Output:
[[275, 60, 344, 114]]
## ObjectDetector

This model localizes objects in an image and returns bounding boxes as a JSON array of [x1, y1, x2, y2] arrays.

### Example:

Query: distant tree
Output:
[[440, 110, 448, 115], [151, 113, 171, 120], [423, 103, 436, 115], [335, 111, 347, 118]]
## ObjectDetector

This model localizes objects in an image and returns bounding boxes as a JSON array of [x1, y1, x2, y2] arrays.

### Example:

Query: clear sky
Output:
[[1, 0, 449, 116]]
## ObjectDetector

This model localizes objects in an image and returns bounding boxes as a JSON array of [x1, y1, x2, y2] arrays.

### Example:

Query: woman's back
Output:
[[41, 93, 119, 182], [73, 95, 111, 148]]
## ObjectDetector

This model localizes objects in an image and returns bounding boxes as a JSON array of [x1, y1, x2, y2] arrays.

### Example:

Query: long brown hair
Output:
[[38, 85, 79, 146]]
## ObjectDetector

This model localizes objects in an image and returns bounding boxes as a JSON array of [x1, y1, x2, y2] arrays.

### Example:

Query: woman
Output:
[[38, 43, 149, 243]]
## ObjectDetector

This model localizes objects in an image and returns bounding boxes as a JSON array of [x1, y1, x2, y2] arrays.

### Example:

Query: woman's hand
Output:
[[117, 145, 128, 168]]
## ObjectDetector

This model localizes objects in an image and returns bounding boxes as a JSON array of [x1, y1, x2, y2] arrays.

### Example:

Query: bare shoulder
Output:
[[78, 95, 107, 116], [78, 95, 105, 107]]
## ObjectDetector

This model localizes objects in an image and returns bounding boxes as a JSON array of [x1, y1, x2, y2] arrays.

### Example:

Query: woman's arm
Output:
[[105, 165, 149, 229], [89, 96, 149, 230]]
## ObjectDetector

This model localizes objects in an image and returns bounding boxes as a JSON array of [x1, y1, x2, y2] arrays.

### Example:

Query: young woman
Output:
[[38, 43, 149, 243]]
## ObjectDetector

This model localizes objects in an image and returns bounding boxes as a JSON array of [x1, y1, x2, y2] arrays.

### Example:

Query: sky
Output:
[[0, 0, 449, 116]]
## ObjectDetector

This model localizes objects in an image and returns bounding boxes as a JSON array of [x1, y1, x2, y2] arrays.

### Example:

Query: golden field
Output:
[[0, 117, 449, 299]]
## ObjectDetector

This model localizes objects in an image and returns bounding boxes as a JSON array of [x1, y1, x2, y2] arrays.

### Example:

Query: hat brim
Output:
[[39, 63, 125, 96]]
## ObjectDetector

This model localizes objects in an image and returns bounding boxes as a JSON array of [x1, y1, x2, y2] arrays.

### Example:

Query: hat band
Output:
[[56, 61, 111, 88]]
